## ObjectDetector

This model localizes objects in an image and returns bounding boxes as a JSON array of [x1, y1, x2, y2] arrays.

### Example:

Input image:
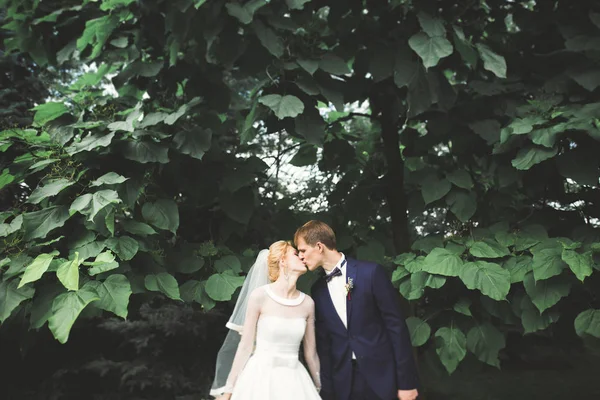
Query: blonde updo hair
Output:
[[268, 240, 292, 282]]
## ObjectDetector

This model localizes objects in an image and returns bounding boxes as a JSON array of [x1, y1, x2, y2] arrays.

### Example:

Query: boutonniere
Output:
[[345, 278, 354, 300]]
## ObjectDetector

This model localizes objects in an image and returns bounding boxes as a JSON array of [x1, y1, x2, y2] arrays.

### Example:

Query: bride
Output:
[[211, 241, 322, 400]]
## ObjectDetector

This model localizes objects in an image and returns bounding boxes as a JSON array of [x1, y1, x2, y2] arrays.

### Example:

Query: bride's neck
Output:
[[272, 276, 299, 298]]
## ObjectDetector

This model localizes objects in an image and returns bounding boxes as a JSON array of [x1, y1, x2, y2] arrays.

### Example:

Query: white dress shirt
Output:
[[324, 253, 356, 359]]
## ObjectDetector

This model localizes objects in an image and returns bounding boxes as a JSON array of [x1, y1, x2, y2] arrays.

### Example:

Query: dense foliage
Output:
[[1, 0, 600, 398]]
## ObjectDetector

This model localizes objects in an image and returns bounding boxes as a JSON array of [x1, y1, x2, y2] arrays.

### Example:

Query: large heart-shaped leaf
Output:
[[0, 279, 35, 323], [145, 272, 181, 300], [18, 251, 59, 288], [258, 94, 304, 119], [173, 129, 212, 160], [205, 271, 245, 301], [435, 324, 467, 374], [523, 272, 571, 314], [409, 32, 453, 68], [85, 274, 131, 319], [466, 323, 505, 368], [406, 316, 431, 347], [27, 178, 74, 204], [142, 199, 179, 233], [422, 248, 463, 277], [574, 309, 600, 338], [459, 261, 510, 301], [23, 206, 70, 240], [48, 284, 99, 343]]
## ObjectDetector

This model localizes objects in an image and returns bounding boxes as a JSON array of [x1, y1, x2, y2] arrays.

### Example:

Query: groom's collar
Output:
[[323, 252, 345, 274]]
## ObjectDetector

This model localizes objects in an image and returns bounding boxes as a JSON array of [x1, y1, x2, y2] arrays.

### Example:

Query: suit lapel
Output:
[[345, 258, 358, 328]]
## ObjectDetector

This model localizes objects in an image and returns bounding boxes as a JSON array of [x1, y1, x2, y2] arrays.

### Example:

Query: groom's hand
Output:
[[398, 389, 418, 400]]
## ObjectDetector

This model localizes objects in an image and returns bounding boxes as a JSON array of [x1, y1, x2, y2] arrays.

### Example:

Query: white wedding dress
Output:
[[225, 285, 321, 400]]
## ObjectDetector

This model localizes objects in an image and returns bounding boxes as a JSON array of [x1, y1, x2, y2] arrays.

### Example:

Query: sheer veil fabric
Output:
[[210, 250, 270, 397]]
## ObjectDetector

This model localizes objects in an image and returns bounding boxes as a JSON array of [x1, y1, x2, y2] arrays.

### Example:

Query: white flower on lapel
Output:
[[345, 278, 354, 300]]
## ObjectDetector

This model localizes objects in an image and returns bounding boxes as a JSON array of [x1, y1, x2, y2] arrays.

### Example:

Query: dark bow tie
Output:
[[324, 261, 346, 282]]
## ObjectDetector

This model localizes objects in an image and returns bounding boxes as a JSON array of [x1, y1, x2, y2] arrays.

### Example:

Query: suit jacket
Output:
[[311, 257, 418, 400]]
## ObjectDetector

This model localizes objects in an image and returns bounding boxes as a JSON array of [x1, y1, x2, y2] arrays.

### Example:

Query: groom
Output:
[[295, 221, 419, 400]]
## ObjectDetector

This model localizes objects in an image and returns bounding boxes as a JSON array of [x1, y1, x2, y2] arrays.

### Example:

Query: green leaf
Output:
[[0, 215, 23, 237], [435, 325, 467, 374], [446, 170, 473, 189], [452, 26, 478, 68], [562, 249, 593, 282], [90, 172, 129, 187], [422, 248, 463, 277], [72, 190, 121, 222], [574, 309, 600, 339], [421, 176, 451, 204], [122, 220, 157, 237], [48, 285, 99, 343], [517, 294, 560, 334], [123, 140, 169, 164], [226, 1, 266, 24], [514, 224, 547, 251], [523, 272, 571, 314], [295, 114, 326, 145], [504, 256, 533, 283], [469, 239, 510, 258], [142, 199, 179, 233], [475, 44, 507, 78], [532, 247, 567, 281], [459, 261, 510, 301], [392, 266, 410, 284], [220, 187, 255, 224], [511, 146, 558, 170], [0, 169, 15, 190], [453, 298, 472, 316], [173, 129, 212, 160], [399, 271, 445, 300], [253, 20, 284, 57], [164, 97, 202, 125], [85, 274, 131, 318], [446, 190, 477, 223], [297, 59, 319, 75], [412, 235, 443, 253], [406, 317, 431, 347], [105, 236, 139, 261], [466, 323, 505, 368], [23, 206, 70, 241], [180, 280, 215, 310], [408, 32, 453, 69], [100, 0, 136, 11], [145, 273, 181, 300], [285, 0, 311, 10], [32, 102, 68, 126], [214, 255, 242, 274], [259, 94, 304, 119], [290, 145, 318, 167], [27, 178, 74, 204], [205, 271, 246, 301], [0, 279, 35, 323], [176, 255, 205, 274], [417, 12, 446, 37], [29, 284, 65, 329], [76, 15, 119, 59], [18, 251, 59, 288], [57, 253, 81, 291], [319, 53, 351, 75], [468, 119, 500, 144], [66, 132, 115, 155]]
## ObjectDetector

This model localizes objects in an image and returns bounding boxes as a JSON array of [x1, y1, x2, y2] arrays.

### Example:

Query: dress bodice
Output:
[[255, 316, 306, 356]]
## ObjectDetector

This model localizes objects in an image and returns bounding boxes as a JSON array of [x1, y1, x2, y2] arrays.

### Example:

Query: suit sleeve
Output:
[[371, 264, 419, 390], [312, 285, 335, 397]]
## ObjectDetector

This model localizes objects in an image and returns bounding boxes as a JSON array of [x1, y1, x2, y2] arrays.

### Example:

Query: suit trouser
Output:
[[349, 360, 390, 400]]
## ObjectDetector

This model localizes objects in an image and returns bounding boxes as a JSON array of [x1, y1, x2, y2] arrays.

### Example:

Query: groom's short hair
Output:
[[294, 220, 337, 250]]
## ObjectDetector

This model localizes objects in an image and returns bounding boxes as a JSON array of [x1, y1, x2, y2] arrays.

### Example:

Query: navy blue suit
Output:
[[311, 258, 418, 400]]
